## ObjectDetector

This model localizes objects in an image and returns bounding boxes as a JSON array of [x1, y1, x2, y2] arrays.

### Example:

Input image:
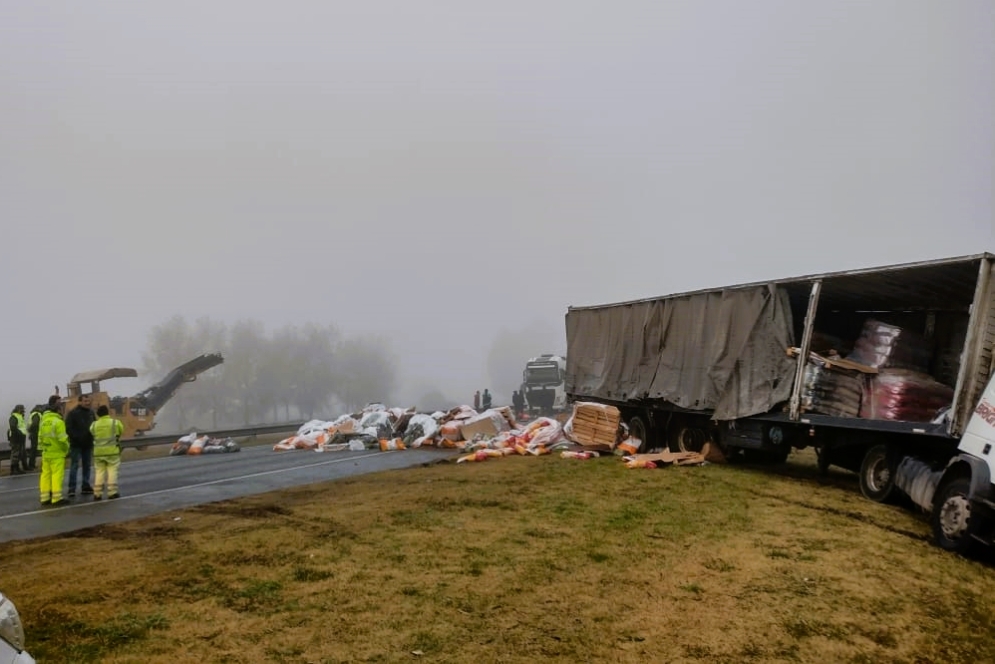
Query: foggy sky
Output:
[[1, 1, 992, 415]]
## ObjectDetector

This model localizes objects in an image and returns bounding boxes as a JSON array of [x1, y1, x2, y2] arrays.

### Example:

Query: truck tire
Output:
[[627, 416, 649, 453], [816, 446, 832, 476], [859, 445, 897, 503], [670, 426, 710, 454], [930, 477, 978, 555]]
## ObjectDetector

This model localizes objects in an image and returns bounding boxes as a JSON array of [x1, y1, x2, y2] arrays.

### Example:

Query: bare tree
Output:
[[333, 335, 398, 413], [141, 316, 390, 429], [142, 315, 226, 431], [224, 319, 269, 426]]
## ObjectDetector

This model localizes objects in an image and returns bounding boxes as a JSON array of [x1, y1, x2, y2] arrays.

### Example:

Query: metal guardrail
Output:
[[0, 422, 305, 462]]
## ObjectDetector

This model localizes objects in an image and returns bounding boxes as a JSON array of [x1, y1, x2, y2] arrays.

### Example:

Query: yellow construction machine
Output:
[[52, 353, 224, 439]]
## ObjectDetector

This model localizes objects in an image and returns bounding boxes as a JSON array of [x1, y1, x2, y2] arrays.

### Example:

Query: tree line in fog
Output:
[[143, 315, 397, 431]]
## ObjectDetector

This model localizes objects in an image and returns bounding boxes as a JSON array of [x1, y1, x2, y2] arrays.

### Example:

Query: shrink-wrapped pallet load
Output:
[[847, 319, 932, 373], [861, 369, 954, 422], [564, 402, 621, 448]]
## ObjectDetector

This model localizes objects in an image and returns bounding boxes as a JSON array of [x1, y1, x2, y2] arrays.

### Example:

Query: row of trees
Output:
[[142, 315, 397, 432]]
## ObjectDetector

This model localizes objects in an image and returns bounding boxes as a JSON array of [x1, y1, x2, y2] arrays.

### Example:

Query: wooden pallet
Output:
[[568, 403, 621, 446], [787, 347, 878, 374]]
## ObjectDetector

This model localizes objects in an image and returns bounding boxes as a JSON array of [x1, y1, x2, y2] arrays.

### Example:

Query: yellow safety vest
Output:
[[39, 411, 69, 458], [90, 416, 124, 457], [28, 410, 42, 439], [11, 412, 26, 435]]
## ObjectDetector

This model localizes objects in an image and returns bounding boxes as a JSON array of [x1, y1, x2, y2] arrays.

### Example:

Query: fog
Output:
[[1, 1, 992, 427]]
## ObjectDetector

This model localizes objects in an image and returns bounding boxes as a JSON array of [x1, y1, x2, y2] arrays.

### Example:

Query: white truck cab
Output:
[[896, 374, 995, 555], [931, 374, 995, 553], [522, 354, 568, 415], [0, 592, 34, 664]]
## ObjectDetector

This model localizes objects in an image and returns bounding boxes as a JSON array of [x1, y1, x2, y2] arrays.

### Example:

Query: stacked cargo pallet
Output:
[[788, 347, 877, 418], [565, 402, 621, 447]]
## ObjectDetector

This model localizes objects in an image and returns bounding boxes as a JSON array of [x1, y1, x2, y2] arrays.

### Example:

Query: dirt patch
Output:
[[190, 501, 292, 519], [60, 524, 134, 540], [60, 523, 186, 541]]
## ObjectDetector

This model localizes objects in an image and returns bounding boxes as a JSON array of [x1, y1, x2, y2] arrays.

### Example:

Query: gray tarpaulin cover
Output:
[[565, 285, 797, 421]]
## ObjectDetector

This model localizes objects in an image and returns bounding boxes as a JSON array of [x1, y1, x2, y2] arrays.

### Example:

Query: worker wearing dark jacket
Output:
[[26, 405, 43, 471], [512, 391, 525, 417], [7, 405, 27, 474], [65, 394, 96, 497]]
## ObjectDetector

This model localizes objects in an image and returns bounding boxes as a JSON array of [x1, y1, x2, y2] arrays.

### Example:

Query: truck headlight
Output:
[[0, 592, 26, 651]]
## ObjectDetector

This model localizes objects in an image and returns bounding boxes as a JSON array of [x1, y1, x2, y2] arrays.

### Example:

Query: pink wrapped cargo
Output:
[[861, 370, 954, 423]]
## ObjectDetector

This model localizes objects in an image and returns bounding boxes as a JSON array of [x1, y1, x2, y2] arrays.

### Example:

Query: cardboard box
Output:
[[627, 449, 705, 466], [459, 410, 510, 440], [332, 419, 355, 435]]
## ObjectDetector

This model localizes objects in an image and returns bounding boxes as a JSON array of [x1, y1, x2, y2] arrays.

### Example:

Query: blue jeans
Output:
[[68, 446, 93, 494]]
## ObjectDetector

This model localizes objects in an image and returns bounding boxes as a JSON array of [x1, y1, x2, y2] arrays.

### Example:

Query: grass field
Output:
[[1, 448, 993, 663]]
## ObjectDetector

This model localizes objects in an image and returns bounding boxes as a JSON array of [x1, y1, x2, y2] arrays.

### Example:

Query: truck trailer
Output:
[[565, 253, 995, 554]]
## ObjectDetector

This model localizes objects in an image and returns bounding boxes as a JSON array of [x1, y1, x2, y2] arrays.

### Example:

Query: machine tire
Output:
[[627, 415, 650, 453], [859, 445, 897, 503], [930, 477, 978, 555]]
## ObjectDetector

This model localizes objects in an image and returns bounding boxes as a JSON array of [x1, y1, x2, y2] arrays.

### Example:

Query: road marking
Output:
[[0, 451, 395, 520], [0, 447, 319, 496]]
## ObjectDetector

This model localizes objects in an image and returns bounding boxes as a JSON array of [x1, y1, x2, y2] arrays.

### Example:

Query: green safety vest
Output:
[[90, 416, 124, 457], [11, 412, 26, 436], [28, 411, 42, 439]]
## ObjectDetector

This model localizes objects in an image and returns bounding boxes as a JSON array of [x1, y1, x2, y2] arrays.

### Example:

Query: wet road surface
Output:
[[0, 445, 455, 543]]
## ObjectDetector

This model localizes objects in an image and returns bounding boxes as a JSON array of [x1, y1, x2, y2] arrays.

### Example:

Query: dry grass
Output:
[[2, 449, 994, 664]]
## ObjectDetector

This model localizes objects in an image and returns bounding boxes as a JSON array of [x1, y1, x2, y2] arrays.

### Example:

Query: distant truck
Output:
[[521, 354, 568, 415], [565, 253, 995, 555]]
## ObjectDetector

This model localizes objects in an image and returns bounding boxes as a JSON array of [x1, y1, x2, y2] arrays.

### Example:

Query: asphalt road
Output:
[[0, 445, 456, 543]]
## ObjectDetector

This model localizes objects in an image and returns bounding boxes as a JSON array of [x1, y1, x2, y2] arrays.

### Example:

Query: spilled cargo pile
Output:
[[270, 402, 707, 470], [170, 434, 241, 456]]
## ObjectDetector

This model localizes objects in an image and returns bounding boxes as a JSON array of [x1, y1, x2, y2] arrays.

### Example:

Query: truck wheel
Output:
[[671, 426, 709, 454], [627, 416, 649, 453], [859, 445, 897, 503], [816, 446, 832, 476], [931, 478, 978, 555]]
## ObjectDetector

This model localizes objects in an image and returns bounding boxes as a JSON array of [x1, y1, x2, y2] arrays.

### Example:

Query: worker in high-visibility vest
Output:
[[27, 405, 44, 471], [89, 405, 124, 500], [38, 395, 70, 506], [7, 405, 27, 474]]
